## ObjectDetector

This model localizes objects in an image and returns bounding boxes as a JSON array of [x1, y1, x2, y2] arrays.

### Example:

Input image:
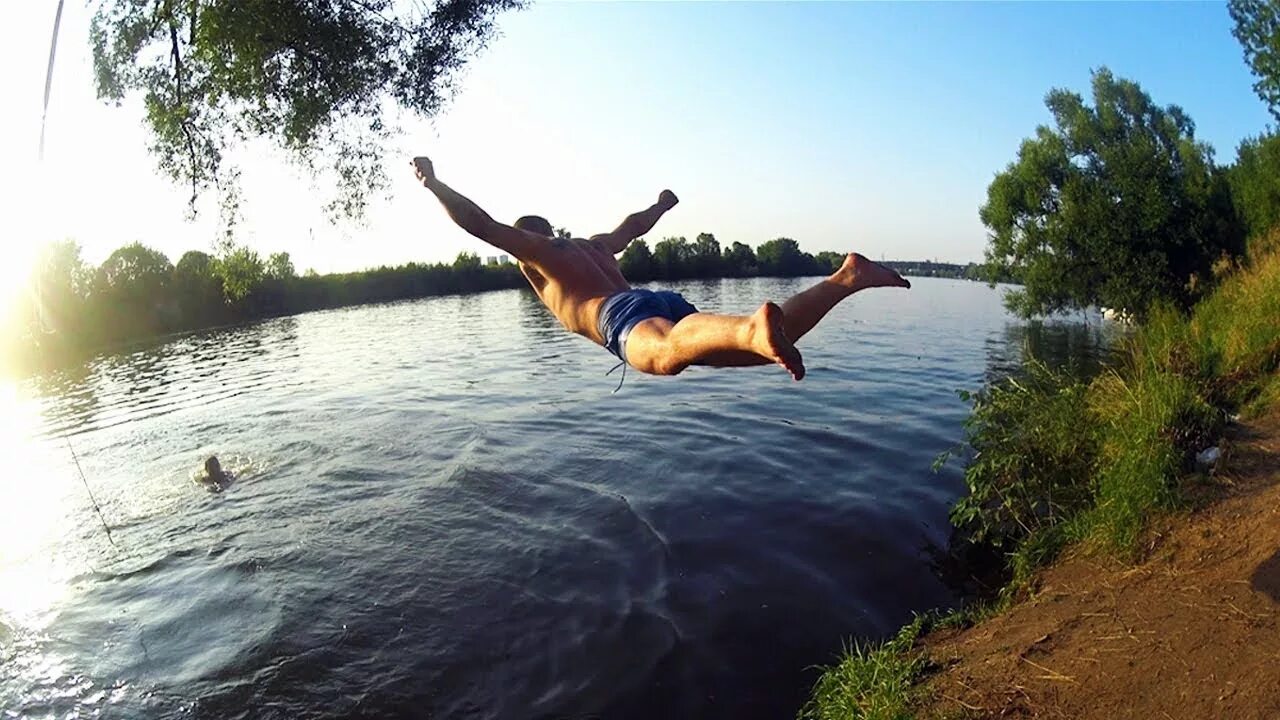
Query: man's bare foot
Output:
[[748, 302, 805, 381], [831, 253, 911, 292]]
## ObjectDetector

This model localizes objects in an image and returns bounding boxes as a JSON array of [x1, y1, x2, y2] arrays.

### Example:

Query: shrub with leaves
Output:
[[939, 360, 1097, 549]]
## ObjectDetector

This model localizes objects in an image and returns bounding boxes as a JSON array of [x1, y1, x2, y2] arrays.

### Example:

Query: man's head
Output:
[[205, 456, 224, 478], [514, 215, 554, 237]]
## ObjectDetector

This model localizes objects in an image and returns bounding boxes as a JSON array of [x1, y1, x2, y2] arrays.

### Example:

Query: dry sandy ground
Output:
[[915, 405, 1280, 720]]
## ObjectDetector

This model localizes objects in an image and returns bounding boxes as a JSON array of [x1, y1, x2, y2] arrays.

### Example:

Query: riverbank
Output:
[[800, 401, 1280, 719], [916, 401, 1280, 719], [800, 234, 1280, 719]]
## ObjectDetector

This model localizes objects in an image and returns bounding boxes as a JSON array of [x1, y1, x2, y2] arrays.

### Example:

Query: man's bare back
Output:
[[513, 235, 631, 345], [412, 156, 910, 381]]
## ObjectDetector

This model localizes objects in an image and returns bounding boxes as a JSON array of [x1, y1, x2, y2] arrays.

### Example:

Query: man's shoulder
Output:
[[541, 237, 576, 255], [547, 235, 608, 251], [585, 234, 622, 251]]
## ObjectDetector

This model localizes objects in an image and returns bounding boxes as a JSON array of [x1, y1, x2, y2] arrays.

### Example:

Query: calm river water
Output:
[[0, 276, 1118, 719]]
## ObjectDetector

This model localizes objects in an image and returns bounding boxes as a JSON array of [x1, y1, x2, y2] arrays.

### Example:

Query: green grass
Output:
[[1007, 519, 1082, 589], [798, 602, 1020, 720], [1244, 371, 1280, 419], [1191, 238, 1280, 404], [798, 617, 929, 720], [931, 595, 1012, 632], [1081, 363, 1219, 553]]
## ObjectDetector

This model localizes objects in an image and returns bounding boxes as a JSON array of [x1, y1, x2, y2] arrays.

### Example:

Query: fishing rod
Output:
[[39, 0, 118, 550], [39, 0, 65, 163]]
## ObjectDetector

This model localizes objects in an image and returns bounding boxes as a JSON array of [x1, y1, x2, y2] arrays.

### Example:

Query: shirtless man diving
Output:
[[412, 156, 910, 381]]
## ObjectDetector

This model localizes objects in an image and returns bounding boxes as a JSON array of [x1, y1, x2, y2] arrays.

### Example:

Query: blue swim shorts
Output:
[[597, 289, 699, 364]]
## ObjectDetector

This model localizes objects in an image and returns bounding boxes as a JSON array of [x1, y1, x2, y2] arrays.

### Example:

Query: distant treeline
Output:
[[616, 234, 987, 282], [4, 235, 982, 374]]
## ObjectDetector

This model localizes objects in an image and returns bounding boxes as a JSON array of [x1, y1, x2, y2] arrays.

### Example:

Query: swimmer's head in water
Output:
[[514, 215, 554, 237], [205, 456, 223, 477]]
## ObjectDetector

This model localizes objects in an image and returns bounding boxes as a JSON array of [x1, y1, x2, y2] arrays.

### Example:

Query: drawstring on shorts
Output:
[[605, 360, 627, 393]]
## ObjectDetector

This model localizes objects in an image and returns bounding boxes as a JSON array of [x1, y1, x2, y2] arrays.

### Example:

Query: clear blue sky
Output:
[[1, 0, 1270, 296]]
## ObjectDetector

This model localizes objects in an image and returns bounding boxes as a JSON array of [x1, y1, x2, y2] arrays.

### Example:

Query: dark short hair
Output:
[[514, 215, 554, 237]]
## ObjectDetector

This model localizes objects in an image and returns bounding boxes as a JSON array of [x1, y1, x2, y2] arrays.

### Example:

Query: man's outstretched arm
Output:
[[594, 190, 679, 254], [412, 156, 542, 261]]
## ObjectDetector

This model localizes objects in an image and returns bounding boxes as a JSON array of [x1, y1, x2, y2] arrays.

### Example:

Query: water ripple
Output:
[[1, 278, 1114, 719]]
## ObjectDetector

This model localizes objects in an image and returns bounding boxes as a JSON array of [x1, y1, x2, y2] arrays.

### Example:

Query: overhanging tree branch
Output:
[[168, 16, 200, 209], [91, 0, 525, 228]]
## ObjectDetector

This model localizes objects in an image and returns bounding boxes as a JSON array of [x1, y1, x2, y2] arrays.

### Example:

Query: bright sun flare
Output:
[[0, 381, 75, 625]]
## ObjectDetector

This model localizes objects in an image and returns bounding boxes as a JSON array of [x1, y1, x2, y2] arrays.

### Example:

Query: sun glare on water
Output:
[[0, 382, 79, 628]]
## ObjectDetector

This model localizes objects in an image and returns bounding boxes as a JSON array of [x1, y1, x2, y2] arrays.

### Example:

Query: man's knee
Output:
[[652, 355, 688, 376], [629, 350, 686, 376], [623, 321, 686, 376]]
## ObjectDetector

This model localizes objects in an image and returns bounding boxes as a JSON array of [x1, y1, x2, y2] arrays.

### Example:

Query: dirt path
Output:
[[915, 406, 1280, 720]]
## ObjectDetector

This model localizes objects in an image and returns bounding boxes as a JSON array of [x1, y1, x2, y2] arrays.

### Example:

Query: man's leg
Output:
[[624, 302, 806, 380], [686, 254, 911, 370], [782, 253, 910, 340], [623, 254, 908, 380]]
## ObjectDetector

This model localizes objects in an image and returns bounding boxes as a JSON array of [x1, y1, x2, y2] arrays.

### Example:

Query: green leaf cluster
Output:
[[90, 0, 522, 221], [981, 69, 1243, 321]]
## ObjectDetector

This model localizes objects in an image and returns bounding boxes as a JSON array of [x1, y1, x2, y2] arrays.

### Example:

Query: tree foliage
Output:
[[981, 68, 1242, 320], [90, 0, 523, 221], [93, 242, 177, 338], [619, 239, 656, 281], [691, 233, 722, 277], [266, 251, 297, 280], [96, 242, 174, 300], [217, 245, 266, 302], [722, 241, 757, 277], [1230, 0, 1280, 122], [453, 251, 483, 273], [652, 237, 693, 279], [175, 250, 226, 325], [1229, 132, 1280, 241], [29, 240, 91, 337], [756, 237, 811, 276]]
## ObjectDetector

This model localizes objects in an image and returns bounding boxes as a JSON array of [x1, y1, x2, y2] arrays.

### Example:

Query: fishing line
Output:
[[64, 431, 118, 549]]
